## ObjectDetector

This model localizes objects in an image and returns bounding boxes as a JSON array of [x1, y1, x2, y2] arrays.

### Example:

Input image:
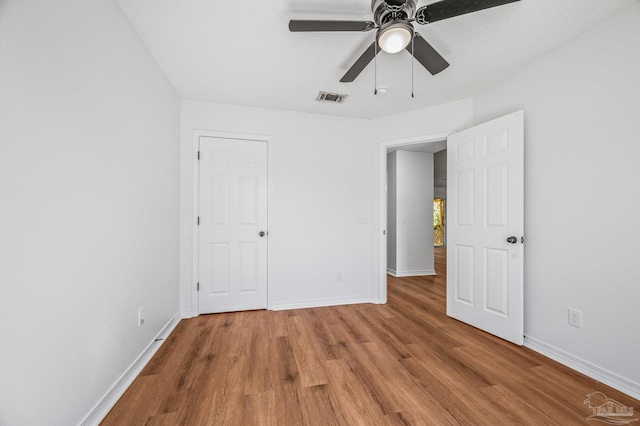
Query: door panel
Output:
[[485, 247, 508, 316], [455, 245, 474, 305], [447, 110, 524, 345], [208, 242, 230, 295], [198, 136, 268, 313], [239, 242, 259, 293], [456, 169, 474, 226], [485, 163, 508, 227]]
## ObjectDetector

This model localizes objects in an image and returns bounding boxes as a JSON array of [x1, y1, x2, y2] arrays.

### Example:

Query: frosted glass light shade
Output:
[[377, 22, 413, 54]]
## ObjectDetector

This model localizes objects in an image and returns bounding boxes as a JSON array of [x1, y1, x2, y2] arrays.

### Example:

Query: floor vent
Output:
[[316, 91, 348, 103]]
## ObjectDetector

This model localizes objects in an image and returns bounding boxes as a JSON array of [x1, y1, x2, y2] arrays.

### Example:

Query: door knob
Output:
[[259, 231, 266, 237], [506, 236, 517, 244]]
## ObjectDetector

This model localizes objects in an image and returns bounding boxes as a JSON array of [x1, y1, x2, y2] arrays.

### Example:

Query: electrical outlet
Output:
[[568, 308, 582, 328], [138, 306, 145, 327]]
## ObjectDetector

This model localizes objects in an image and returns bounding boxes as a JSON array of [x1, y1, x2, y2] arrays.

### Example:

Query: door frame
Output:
[[192, 129, 274, 316], [378, 131, 452, 303]]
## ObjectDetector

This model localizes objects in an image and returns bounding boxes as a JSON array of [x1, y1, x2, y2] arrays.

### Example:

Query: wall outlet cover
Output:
[[568, 307, 582, 328], [138, 306, 145, 326]]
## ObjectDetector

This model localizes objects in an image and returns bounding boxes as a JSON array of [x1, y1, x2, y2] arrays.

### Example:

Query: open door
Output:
[[446, 110, 524, 345]]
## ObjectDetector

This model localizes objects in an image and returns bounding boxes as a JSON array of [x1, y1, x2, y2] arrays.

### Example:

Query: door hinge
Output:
[[197, 216, 200, 225], [197, 151, 200, 160], [197, 282, 200, 291]]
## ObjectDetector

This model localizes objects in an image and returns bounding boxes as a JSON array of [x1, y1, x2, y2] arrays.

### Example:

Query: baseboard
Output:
[[79, 312, 181, 426], [387, 269, 436, 277], [180, 310, 194, 319], [271, 296, 374, 311], [524, 336, 640, 400]]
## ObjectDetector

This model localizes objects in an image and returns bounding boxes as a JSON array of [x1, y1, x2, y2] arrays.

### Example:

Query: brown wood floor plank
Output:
[[479, 384, 560, 426], [301, 308, 346, 362], [299, 384, 348, 426], [322, 358, 386, 425], [100, 375, 161, 425], [288, 315, 329, 387], [144, 411, 181, 426], [241, 391, 277, 426], [102, 248, 640, 425]]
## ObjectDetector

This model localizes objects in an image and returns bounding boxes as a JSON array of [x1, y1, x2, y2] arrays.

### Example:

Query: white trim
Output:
[[191, 130, 274, 315], [271, 296, 376, 311], [180, 310, 194, 319], [79, 313, 181, 426], [192, 131, 200, 316], [524, 336, 640, 400], [378, 132, 453, 305], [387, 269, 436, 277]]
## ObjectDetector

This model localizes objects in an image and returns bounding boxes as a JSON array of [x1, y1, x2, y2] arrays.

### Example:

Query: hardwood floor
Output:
[[103, 248, 639, 425]]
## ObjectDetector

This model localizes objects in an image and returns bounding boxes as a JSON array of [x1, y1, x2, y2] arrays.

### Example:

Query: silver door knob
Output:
[[259, 231, 266, 237], [506, 236, 517, 244]]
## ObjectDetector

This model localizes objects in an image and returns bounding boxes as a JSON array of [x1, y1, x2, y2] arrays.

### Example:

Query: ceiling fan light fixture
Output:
[[376, 21, 413, 54]]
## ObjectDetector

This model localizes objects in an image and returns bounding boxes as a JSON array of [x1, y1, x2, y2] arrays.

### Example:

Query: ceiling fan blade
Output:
[[416, 0, 520, 24], [289, 20, 375, 32], [407, 33, 449, 75], [340, 42, 381, 83]]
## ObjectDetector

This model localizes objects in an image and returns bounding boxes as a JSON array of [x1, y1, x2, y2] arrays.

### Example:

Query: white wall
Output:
[[387, 152, 398, 272], [3, 0, 637, 422], [473, 2, 640, 390], [387, 151, 435, 276], [0, 1, 180, 425], [180, 99, 473, 313], [370, 99, 474, 299], [180, 101, 373, 313], [373, 100, 474, 142]]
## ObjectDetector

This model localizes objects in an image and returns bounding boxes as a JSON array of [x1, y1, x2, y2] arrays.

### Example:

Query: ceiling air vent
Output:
[[316, 91, 348, 103]]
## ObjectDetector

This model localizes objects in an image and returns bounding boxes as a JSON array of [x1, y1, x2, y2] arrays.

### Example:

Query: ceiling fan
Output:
[[289, 0, 520, 82]]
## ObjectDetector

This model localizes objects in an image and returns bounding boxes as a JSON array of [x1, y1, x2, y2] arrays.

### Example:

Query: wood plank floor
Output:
[[103, 248, 639, 425]]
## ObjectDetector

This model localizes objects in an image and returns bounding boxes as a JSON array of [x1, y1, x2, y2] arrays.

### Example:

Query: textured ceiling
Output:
[[117, 0, 637, 119]]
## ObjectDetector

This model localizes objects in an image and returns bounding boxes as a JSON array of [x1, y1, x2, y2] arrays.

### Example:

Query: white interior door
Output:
[[446, 110, 524, 345], [198, 136, 268, 313]]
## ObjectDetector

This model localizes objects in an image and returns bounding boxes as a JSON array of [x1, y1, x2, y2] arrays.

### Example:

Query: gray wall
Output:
[[434, 149, 447, 199]]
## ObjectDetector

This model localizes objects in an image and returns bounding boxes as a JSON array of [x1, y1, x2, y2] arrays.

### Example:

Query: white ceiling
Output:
[[117, 0, 637, 119]]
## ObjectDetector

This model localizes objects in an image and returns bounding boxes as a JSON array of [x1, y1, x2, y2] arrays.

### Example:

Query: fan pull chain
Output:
[[411, 35, 415, 98], [374, 39, 378, 95]]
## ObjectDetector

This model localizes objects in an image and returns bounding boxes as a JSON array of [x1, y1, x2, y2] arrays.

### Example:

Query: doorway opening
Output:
[[380, 111, 524, 345], [434, 198, 445, 247], [377, 132, 450, 303]]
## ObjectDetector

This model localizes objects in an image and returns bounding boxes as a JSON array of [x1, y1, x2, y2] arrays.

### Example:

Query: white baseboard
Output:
[[180, 310, 194, 319], [271, 296, 374, 311], [387, 268, 436, 277], [524, 336, 640, 400], [79, 313, 181, 426]]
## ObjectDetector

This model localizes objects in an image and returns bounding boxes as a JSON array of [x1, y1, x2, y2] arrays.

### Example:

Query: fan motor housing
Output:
[[372, 0, 416, 25]]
